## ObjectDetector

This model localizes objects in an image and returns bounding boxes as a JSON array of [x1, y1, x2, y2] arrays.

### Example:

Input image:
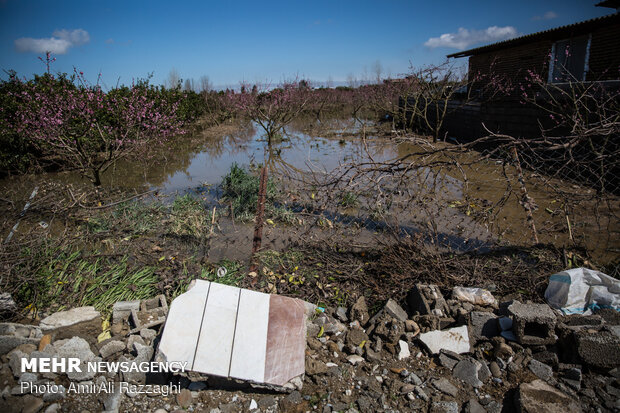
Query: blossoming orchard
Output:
[[13, 71, 184, 185]]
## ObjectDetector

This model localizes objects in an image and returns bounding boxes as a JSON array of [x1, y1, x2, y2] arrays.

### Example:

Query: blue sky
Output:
[[0, 0, 612, 89]]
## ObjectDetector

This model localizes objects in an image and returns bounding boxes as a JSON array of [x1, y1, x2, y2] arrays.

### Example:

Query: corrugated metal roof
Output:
[[595, 0, 620, 9], [447, 12, 619, 58]]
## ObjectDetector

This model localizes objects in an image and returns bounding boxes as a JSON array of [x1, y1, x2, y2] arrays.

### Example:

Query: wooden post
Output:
[[249, 166, 268, 275]]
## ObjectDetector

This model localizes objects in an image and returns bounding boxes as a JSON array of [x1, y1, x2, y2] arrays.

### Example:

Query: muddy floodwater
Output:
[[1, 118, 618, 263]]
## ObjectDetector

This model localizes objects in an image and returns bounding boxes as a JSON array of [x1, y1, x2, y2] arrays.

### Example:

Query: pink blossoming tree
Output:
[[14, 71, 184, 186], [225, 80, 312, 145]]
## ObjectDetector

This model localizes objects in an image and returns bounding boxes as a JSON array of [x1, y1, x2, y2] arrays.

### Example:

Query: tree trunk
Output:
[[511, 146, 539, 244], [92, 169, 102, 186], [249, 166, 268, 275]]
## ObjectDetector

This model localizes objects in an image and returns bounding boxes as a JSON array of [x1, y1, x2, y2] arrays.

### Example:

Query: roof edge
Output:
[[446, 12, 619, 59]]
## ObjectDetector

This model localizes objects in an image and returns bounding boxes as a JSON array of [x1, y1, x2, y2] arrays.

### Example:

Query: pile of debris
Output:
[[0, 277, 619, 413], [302, 282, 620, 412]]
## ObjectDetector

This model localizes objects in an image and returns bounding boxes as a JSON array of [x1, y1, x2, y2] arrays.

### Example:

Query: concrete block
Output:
[[575, 329, 620, 369], [507, 301, 557, 345], [469, 311, 499, 343], [112, 300, 140, 323]]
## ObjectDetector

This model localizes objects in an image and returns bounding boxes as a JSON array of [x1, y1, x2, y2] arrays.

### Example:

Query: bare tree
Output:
[[183, 78, 196, 92], [372, 60, 383, 84], [199, 75, 212, 93], [167, 68, 181, 90], [346, 73, 357, 88], [326, 75, 334, 89], [362, 65, 369, 85]]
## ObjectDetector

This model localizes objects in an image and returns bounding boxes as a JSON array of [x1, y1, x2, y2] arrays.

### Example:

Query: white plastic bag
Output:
[[544, 267, 620, 315], [452, 287, 497, 306]]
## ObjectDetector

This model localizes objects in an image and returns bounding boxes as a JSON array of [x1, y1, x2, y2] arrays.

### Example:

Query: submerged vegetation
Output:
[[222, 163, 277, 220], [221, 163, 296, 224], [0, 188, 242, 315]]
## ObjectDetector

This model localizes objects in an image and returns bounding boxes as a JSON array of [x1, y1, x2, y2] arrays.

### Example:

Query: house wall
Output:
[[436, 99, 546, 140], [467, 17, 620, 90], [587, 23, 620, 81], [468, 40, 551, 92]]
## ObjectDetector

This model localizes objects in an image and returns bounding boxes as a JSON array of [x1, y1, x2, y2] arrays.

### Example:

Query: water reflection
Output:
[[1, 118, 616, 261]]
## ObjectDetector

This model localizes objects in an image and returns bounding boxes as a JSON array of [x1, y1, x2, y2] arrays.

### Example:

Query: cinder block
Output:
[[508, 301, 557, 345]]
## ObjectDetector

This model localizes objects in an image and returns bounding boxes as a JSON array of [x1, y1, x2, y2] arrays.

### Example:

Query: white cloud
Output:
[[15, 29, 90, 55], [532, 11, 558, 21], [424, 26, 518, 50], [52, 29, 90, 45]]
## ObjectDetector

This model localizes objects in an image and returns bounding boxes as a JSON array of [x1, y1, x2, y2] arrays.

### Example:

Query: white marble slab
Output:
[[157, 280, 310, 387], [192, 282, 240, 376], [229, 288, 270, 382], [157, 280, 211, 366]]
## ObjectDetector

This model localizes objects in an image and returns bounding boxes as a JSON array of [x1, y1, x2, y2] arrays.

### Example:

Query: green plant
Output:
[[169, 194, 209, 238], [112, 200, 164, 234], [221, 163, 276, 221], [15, 244, 157, 314], [85, 217, 110, 233], [340, 191, 359, 208]]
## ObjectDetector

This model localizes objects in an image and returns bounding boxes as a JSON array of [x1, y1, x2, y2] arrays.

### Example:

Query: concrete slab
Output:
[[157, 280, 309, 387], [229, 289, 270, 382], [39, 307, 100, 332], [157, 280, 210, 367], [264, 295, 306, 386], [193, 283, 240, 376]]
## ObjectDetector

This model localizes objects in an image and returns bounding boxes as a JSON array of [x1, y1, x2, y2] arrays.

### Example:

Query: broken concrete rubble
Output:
[[156, 280, 310, 389], [0, 323, 42, 355], [112, 300, 140, 324], [383, 299, 408, 322], [516, 379, 582, 413], [574, 328, 620, 369], [438, 349, 461, 370], [0, 280, 618, 413], [39, 307, 100, 332], [407, 284, 449, 317], [397, 340, 410, 360], [367, 311, 405, 345], [468, 311, 499, 343], [418, 325, 470, 354], [127, 294, 168, 334], [0, 293, 16, 314], [528, 359, 553, 381], [350, 296, 370, 326], [507, 301, 557, 345], [55, 337, 99, 381], [99, 340, 125, 359], [452, 358, 490, 388]]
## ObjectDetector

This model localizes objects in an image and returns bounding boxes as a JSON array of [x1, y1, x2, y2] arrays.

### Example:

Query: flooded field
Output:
[[1, 118, 618, 264]]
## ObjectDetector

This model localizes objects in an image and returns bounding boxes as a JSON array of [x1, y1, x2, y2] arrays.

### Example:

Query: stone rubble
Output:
[[0, 283, 618, 412], [39, 307, 101, 332]]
